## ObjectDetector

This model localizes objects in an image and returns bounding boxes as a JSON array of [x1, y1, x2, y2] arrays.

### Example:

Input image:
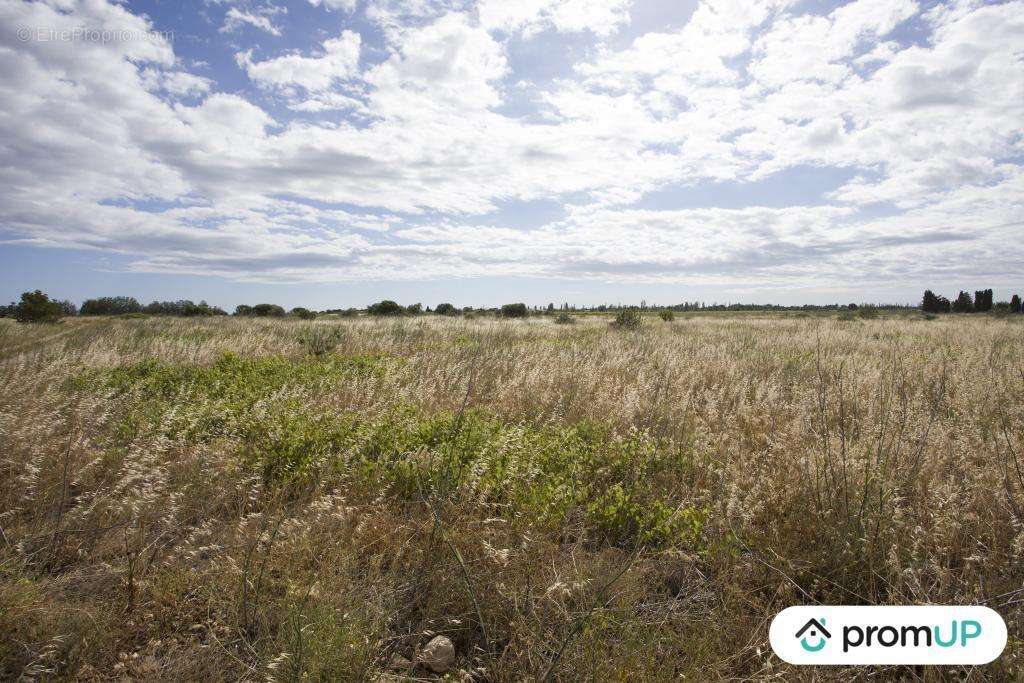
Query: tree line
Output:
[[921, 289, 1022, 314], [5, 289, 1022, 324]]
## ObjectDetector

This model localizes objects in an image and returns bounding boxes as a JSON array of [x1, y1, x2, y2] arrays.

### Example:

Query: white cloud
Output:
[[220, 7, 284, 36], [237, 31, 362, 91], [479, 0, 633, 37], [1, 0, 1022, 290], [308, 0, 358, 11]]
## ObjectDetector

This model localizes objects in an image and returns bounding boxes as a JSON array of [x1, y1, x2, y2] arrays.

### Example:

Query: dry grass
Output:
[[0, 312, 1022, 681]]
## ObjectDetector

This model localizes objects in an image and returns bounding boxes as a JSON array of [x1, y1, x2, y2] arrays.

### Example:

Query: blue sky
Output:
[[0, 0, 1021, 309]]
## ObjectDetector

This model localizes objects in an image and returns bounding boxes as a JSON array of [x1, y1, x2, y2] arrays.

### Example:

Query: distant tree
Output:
[[974, 289, 993, 312], [145, 300, 226, 316], [1011, 294, 1022, 314], [337, 308, 360, 317], [251, 303, 286, 317], [547, 303, 555, 313], [367, 300, 404, 316], [435, 303, 457, 316], [57, 300, 78, 316], [848, 303, 859, 310], [81, 296, 142, 316], [0, 302, 14, 318], [234, 304, 254, 316], [952, 291, 974, 313], [406, 303, 423, 315], [922, 290, 942, 314], [14, 290, 63, 323], [500, 303, 528, 318], [289, 307, 316, 320]]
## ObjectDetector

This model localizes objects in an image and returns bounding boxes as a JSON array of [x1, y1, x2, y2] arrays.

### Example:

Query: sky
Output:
[[0, 0, 1022, 310]]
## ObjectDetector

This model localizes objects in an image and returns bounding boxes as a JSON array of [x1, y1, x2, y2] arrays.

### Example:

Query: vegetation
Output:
[[611, 308, 643, 330], [435, 303, 457, 316], [500, 303, 528, 318], [0, 313, 1022, 679], [367, 300, 404, 316], [13, 289, 64, 323], [144, 300, 227, 316], [658, 310, 675, 323], [81, 296, 143, 316]]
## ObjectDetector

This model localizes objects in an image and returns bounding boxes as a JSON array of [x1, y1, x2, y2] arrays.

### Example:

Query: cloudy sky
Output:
[[0, 0, 1021, 308]]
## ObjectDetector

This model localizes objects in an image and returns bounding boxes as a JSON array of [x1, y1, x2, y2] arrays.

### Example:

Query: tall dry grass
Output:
[[0, 312, 1021, 680]]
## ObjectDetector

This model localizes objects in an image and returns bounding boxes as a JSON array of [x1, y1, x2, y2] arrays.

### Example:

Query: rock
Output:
[[417, 635, 455, 673]]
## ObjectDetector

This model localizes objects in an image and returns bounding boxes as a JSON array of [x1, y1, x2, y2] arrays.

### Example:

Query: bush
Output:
[[251, 303, 286, 317], [611, 309, 643, 330], [555, 312, 574, 325], [234, 305, 253, 316], [290, 307, 317, 320], [81, 296, 142, 316], [659, 310, 675, 323], [500, 303, 528, 318], [367, 300, 404, 316], [435, 303, 457, 316], [14, 290, 64, 323], [406, 303, 423, 315], [297, 326, 345, 356], [145, 300, 226, 316], [856, 306, 879, 320]]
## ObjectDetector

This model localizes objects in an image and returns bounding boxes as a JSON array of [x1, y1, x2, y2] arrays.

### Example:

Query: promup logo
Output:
[[770, 606, 1007, 665], [795, 618, 830, 652]]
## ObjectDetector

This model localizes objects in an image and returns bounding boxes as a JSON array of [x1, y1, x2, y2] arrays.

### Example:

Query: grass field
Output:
[[1, 312, 1022, 680]]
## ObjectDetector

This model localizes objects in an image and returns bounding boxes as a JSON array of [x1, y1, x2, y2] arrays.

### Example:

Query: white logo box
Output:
[[770, 605, 1007, 665]]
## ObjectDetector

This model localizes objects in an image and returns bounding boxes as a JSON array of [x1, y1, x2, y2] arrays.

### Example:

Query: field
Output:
[[1, 312, 1022, 681]]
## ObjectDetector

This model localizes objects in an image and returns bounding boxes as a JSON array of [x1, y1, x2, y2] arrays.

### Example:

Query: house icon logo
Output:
[[796, 618, 831, 652]]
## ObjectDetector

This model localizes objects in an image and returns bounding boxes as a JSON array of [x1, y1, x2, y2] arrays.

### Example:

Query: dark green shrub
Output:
[[297, 326, 344, 356], [659, 310, 675, 322], [14, 290, 63, 323], [290, 307, 317, 320], [611, 309, 642, 330], [367, 300, 404, 316], [555, 312, 574, 324], [500, 303, 528, 318], [435, 303, 457, 316], [251, 303, 286, 317], [81, 296, 142, 316]]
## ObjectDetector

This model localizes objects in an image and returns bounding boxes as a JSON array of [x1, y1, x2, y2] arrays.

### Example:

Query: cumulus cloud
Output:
[[220, 7, 285, 36], [0, 0, 1021, 290]]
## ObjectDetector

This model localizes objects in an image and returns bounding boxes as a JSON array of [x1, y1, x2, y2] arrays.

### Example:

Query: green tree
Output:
[[500, 303, 528, 318], [289, 307, 316, 320], [435, 303, 457, 316], [367, 300, 404, 316], [952, 291, 974, 313], [251, 303, 286, 317], [80, 296, 142, 316], [1011, 294, 1022, 313], [14, 290, 63, 323]]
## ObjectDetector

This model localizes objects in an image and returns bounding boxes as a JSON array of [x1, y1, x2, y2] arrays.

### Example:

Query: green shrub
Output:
[[500, 303, 528, 318], [659, 310, 675, 323], [367, 300, 404, 316], [611, 309, 643, 330], [435, 303, 457, 316], [296, 325, 344, 356], [14, 290, 63, 323], [555, 312, 574, 324], [856, 306, 879, 320], [290, 307, 317, 320]]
